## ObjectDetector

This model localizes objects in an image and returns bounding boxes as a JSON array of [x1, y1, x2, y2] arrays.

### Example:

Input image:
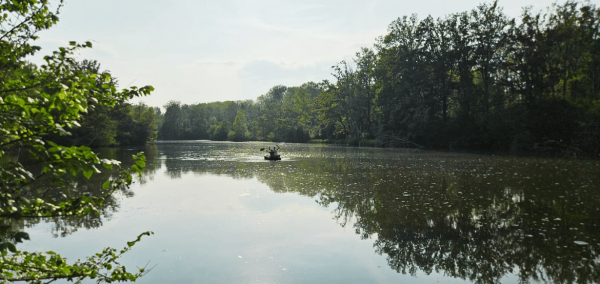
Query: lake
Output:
[[19, 141, 600, 283]]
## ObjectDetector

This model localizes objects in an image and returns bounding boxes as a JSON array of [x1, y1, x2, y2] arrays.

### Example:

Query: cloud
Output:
[[196, 61, 239, 67], [233, 59, 336, 99], [238, 60, 334, 82], [31, 0, 568, 108]]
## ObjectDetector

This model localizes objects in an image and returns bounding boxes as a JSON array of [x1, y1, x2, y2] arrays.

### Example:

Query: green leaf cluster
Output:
[[0, 231, 153, 283], [1, 1, 154, 283]]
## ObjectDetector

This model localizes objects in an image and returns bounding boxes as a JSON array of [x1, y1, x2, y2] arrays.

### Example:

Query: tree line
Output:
[[157, 0, 600, 155], [46, 60, 161, 147], [158, 83, 319, 143]]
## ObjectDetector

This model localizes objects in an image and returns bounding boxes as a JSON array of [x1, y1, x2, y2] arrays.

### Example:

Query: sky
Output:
[[33, 0, 600, 108]]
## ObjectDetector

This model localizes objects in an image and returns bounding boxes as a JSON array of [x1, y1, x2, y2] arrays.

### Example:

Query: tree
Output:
[[44, 60, 158, 147], [131, 102, 159, 143], [470, 1, 512, 114], [1, 1, 154, 282], [229, 109, 249, 141], [146, 1, 599, 154], [159, 101, 183, 140], [256, 85, 287, 139], [315, 79, 348, 139], [209, 120, 230, 141]]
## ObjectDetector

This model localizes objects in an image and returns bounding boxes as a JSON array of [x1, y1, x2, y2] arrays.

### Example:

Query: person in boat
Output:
[[261, 145, 280, 159]]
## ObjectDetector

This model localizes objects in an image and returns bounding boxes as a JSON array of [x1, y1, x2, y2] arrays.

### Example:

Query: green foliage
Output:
[[210, 120, 230, 141], [158, 101, 183, 140], [17, 58, 157, 148], [157, 83, 320, 143], [152, 1, 600, 155], [229, 109, 249, 141], [353, 0, 600, 154], [113, 102, 158, 146], [0, 1, 154, 282], [0, 231, 153, 283]]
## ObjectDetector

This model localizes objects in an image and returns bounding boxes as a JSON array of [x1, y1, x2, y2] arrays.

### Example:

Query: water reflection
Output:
[[1, 145, 162, 240], [154, 142, 600, 284]]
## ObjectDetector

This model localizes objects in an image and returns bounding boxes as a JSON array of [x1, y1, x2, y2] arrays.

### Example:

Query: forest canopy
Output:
[[157, 0, 600, 156]]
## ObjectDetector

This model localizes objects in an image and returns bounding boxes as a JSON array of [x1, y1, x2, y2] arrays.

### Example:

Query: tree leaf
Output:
[[135, 160, 145, 168], [7, 242, 17, 253], [83, 168, 93, 179]]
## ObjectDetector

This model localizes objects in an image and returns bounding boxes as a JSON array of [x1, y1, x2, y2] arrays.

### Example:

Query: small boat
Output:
[[262, 145, 282, 160], [264, 154, 281, 160]]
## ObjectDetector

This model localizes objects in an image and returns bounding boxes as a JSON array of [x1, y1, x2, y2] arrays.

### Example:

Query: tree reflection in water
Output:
[[11, 142, 598, 284], [0, 145, 161, 240], [156, 143, 600, 284]]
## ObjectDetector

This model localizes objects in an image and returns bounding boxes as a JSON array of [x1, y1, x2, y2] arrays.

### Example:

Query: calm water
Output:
[[18, 141, 600, 283]]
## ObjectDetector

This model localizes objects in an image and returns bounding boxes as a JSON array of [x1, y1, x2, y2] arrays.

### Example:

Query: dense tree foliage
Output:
[[158, 1, 600, 156], [158, 82, 318, 143], [368, 1, 600, 155], [1, 0, 154, 282], [47, 60, 159, 147]]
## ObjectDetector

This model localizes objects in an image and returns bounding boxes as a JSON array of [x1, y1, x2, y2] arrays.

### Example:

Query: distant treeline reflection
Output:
[[159, 147, 600, 284]]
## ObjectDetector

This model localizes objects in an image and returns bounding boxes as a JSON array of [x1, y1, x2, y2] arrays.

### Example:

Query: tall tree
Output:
[[159, 101, 184, 140], [470, 0, 512, 113], [229, 109, 249, 141]]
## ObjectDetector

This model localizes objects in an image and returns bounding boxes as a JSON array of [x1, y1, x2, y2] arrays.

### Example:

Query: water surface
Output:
[[20, 141, 600, 283]]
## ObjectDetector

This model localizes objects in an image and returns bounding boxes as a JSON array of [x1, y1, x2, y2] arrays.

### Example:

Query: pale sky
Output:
[[33, 0, 599, 108]]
